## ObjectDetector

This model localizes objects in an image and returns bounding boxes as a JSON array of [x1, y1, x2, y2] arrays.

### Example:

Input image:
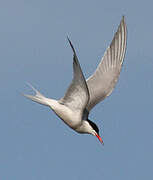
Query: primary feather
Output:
[[86, 16, 127, 111], [60, 38, 89, 113]]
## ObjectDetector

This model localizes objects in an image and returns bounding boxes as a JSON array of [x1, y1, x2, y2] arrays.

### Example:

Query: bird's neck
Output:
[[75, 120, 93, 134]]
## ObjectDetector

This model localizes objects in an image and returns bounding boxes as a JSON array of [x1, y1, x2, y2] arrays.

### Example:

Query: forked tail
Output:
[[23, 83, 50, 106]]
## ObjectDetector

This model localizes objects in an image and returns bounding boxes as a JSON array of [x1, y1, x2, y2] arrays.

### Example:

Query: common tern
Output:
[[24, 17, 127, 144]]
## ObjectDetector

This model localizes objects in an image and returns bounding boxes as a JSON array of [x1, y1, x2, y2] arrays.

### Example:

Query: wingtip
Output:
[[67, 37, 76, 54], [67, 36, 70, 43], [119, 16, 127, 36], [121, 15, 126, 26]]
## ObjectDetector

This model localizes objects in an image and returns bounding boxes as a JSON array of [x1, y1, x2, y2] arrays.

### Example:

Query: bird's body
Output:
[[24, 17, 127, 144]]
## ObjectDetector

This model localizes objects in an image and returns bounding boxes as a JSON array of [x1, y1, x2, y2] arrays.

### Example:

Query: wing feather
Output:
[[86, 17, 127, 111], [60, 38, 89, 112]]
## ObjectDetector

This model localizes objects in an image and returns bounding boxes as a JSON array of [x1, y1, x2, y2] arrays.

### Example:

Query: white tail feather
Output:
[[23, 83, 49, 106]]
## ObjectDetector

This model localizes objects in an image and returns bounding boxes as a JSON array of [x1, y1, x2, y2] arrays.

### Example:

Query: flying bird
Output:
[[24, 17, 127, 144]]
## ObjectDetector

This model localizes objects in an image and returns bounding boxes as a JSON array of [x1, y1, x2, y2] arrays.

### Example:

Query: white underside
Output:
[[47, 98, 82, 129]]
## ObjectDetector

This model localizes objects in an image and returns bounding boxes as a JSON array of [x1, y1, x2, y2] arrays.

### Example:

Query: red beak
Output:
[[96, 134, 104, 145]]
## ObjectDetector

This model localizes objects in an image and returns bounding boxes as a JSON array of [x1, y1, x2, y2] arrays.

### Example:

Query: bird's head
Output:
[[87, 119, 104, 145]]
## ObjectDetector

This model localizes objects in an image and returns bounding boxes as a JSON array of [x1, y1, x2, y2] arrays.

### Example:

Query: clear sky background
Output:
[[0, 0, 153, 179]]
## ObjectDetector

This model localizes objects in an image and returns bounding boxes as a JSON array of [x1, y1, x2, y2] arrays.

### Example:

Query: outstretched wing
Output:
[[86, 16, 127, 111], [60, 38, 89, 113]]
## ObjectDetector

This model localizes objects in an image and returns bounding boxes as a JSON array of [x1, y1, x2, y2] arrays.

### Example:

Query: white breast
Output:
[[47, 99, 82, 128]]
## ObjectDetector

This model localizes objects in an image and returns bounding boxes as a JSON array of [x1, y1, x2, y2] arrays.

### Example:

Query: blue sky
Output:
[[0, 0, 153, 179]]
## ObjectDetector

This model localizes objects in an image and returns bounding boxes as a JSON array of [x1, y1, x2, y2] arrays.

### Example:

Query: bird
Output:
[[24, 16, 127, 144]]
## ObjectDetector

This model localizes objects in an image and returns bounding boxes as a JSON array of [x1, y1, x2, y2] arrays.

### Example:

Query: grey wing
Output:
[[60, 38, 89, 112], [86, 16, 127, 111]]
